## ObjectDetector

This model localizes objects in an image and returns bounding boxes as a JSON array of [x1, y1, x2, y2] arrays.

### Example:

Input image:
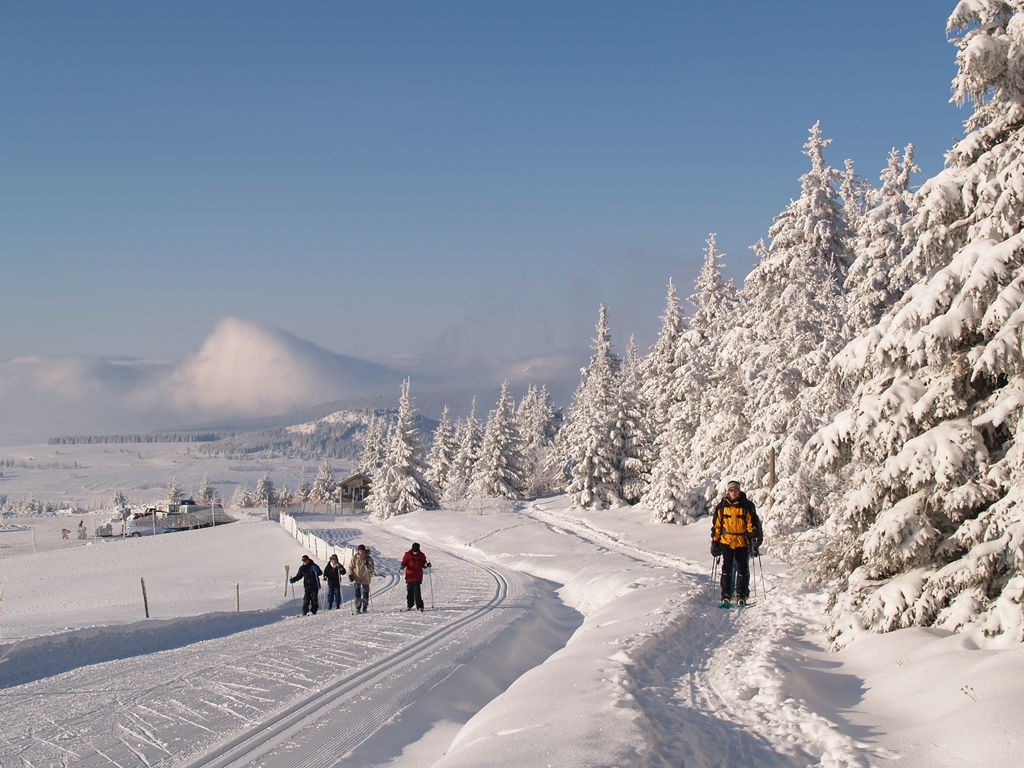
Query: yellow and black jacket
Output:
[[711, 493, 761, 550]]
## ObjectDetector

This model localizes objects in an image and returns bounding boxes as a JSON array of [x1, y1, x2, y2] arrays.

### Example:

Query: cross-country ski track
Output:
[[184, 561, 509, 768], [0, 520, 577, 768]]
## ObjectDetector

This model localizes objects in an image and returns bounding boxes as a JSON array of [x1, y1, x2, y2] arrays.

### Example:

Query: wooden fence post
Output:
[[284, 565, 290, 597], [141, 577, 150, 618], [236, 582, 240, 612]]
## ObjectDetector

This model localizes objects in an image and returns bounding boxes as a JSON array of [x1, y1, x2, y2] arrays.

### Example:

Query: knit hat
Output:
[[411, 543, 420, 552], [727, 480, 741, 491], [356, 544, 366, 551]]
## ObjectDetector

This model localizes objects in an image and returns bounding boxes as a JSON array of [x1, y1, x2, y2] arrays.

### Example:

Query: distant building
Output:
[[338, 473, 371, 509]]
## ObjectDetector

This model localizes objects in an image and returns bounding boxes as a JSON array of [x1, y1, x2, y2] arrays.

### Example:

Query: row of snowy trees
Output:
[[359, 378, 559, 519], [233, 463, 351, 508], [554, 1, 1024, 644], [109, 465, 356, 512]]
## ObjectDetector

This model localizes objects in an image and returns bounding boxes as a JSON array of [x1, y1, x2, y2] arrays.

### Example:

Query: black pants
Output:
[[406, 581, 424, 610], [353, 583, 370, 612], [721, 547, 750, 600], [303, 587, 319, 615]]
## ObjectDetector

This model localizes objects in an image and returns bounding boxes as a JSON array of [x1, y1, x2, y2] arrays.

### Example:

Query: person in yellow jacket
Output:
[[711, 480, 762, 607]]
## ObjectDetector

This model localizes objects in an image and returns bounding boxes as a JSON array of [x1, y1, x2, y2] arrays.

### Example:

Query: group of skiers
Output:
[[287, 481, 757, 617], [288, 542, 431, 616], [710, 479, 763, 608]]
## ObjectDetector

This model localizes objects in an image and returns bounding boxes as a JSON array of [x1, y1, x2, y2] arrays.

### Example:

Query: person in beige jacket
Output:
[[348, 544, 375, 614]]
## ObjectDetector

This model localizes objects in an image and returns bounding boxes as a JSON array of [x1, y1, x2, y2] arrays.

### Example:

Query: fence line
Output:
[[279, 512, 353, 569]]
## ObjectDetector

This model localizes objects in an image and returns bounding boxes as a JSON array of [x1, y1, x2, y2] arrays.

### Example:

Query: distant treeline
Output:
[[47, 432, 226, 445], [195, 410, 439, 461], [0, 495, 84, 516], [197, 424, 366, 460]]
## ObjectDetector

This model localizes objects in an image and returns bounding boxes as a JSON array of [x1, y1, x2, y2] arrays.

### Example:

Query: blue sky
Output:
[[1, 2, 965, 370]]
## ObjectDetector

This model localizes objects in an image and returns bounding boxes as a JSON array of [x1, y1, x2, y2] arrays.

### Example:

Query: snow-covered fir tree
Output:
[[565, 305, 624, 508], [845, 144, 919, 332], [806, 1, 1024, 645], [617, 337, 656, 504], [232, 486, 256, 508], [167, 477, 184, 504], [425, 405, 458, 497], [113, 490, 129, 510], [277, 485, 295, 507], [357, 412, 388, 477], [470, 382, 527, 499], [640, 279, 685, 443], [255, 472, 276, 506], [645, 233, 738, 522], [296, 467, 312, 503], [727, 122, 852, 512], [197, 475, 216, 504], [839, 158, 870, 236], [310, 460, 337, 505], [445, 399, 482, 504], [368, 379, 437, 519], [517, 384, 558, 497]]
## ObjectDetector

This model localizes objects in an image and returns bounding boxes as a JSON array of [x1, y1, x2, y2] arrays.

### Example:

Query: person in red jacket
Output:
[[400, 542, 431, 612]]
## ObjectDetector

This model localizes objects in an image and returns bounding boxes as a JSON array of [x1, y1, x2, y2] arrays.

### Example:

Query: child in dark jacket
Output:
[[323, 554, 347, 609]]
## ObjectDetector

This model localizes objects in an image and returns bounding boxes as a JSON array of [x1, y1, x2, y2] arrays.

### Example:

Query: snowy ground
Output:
[[0, 444, 1021, 766], [0, 440, 332, 512]]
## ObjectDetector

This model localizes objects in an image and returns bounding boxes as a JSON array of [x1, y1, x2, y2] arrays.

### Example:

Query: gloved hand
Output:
[[348, 575, 354, 582], [710, 541, 721, 557], [751, 542, 760, 557]]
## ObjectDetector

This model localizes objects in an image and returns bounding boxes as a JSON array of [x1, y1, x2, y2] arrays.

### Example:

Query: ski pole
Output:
[[284, 565, 290, 598], [709, 556, 719, 599], [428, 566, 434, 609], [758, 553, 767, 601]]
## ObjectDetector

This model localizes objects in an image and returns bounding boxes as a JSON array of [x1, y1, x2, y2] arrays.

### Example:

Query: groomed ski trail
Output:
[[184, 560, 510, 768], [0, 522, 537, 768]]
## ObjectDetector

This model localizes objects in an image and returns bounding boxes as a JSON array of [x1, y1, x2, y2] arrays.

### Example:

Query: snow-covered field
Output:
[[0, 445, 1021, 767], [0, 440, 332, 513]]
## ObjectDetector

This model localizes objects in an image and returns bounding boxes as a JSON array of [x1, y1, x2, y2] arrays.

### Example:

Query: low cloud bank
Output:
[[0, 318, 581, 441]]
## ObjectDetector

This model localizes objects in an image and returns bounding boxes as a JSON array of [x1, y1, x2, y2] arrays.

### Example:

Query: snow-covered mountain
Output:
[[0, 318, 580, 442], [0, 319, 411, 440], [156, 318, 408, 417]]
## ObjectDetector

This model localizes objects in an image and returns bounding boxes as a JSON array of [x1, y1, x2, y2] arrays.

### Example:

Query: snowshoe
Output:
[[719, 599, 732, 609]]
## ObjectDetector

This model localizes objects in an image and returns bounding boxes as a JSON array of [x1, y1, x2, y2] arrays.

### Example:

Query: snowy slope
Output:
[[0, 495, 1021, 767]]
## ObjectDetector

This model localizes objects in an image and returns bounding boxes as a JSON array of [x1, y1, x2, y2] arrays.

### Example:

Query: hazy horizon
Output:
[[0, 315, 583, 442]]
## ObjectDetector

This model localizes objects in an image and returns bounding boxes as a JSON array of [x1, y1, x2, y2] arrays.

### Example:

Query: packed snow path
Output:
[[0, 521, 573, 768], [520, 501, 881, 768]]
